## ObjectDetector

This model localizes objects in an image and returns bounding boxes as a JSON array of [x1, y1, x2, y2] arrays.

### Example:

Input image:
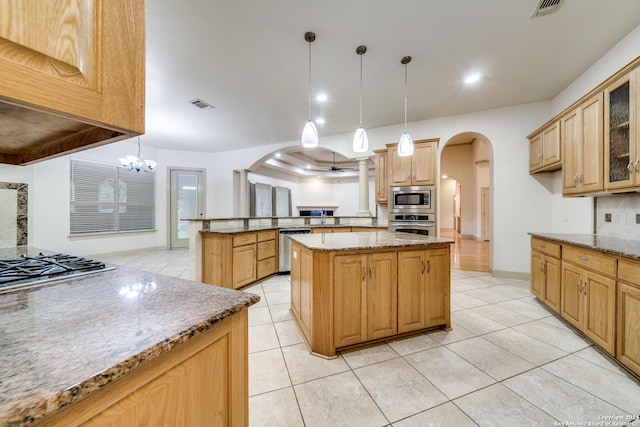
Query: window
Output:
[[70, 160, 155, 235]]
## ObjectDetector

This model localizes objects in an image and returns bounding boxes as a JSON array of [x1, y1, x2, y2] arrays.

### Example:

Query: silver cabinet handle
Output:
[[362, 266, 366, 281], [635, 159, 640, 173], [574, 173, 579, 184], [578, 255, 589, 261], [577, 279, 582, 294], [582, 282, 587, 296], [421, 260, 425, 274], [627, 161, 634, 173], [427, 260, 431, 274], [539, 263, 544, 273], [370, 266, 373, 280]]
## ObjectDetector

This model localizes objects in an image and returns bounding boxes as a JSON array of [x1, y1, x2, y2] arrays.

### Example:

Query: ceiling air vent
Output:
[[531, 0, 564, 18], [188, 98, 215, 109]]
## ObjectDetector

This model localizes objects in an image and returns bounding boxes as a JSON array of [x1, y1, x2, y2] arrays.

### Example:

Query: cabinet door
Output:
[[412, 142, 437, 185], [580, 93, 604, 194], [298, 247, 314, 339], [425, 248, 450, 327], [366, 252, 397, 340], [529, 132, 543, 172], [562, 108, 581, 195], [617, 282, 640, 376], [530, 250, 545, 300], [560, 263, 583, 328], [397, 250, 425, 333], [374, 151, 388, 203], [290, 244, 302, 319], [542, 121, 561, 167], [583, 271, 616, 355], [232, 245, 256, 289], [0, 0, 145, 163], [605, 73, 637, 190], [388, 145, 413, 186], [544, 256, 561, 314], [333, 255, 366, 347]]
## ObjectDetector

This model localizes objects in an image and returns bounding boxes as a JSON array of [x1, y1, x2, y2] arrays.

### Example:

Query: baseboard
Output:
[[490, 269, 530, 281]]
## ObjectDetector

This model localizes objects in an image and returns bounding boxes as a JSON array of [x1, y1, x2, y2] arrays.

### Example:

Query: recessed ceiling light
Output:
[[316, 94, 328, 102], [464, 73, 481, 84], [315, 118, 325, 124]]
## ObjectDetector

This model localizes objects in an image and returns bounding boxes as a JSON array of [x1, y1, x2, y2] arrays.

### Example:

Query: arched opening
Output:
[[439, 132, 494, 272]]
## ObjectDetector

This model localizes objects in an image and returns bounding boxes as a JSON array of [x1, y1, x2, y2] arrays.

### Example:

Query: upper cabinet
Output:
[[374, 149, 388, 203], [604, 69, 638, 191], [529, 120, 561, 173], [562, 93, 604, 196], [0, 0, 145, 165], [387, 139, 438, 187]]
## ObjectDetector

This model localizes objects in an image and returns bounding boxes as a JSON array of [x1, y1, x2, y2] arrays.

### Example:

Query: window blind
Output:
[[70, 160, 155, 235]]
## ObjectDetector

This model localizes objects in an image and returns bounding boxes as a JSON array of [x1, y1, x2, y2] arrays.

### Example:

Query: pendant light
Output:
[[119, 136, 156, 172], [398, 56, 414, 157], [353, 45, 368, 153], [301, 31, 319, 148]]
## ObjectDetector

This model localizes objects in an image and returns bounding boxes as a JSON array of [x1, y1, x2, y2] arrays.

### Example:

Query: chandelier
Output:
[[119, 137, 157, 172]]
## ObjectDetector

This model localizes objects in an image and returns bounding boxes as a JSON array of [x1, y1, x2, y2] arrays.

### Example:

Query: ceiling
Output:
[[144, 0, 640, 176]]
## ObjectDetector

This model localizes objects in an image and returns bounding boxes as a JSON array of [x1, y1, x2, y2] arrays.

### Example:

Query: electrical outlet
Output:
[[637, 214, 640, 224], [620, 213, 626, 224], [605, 213, 611, 223]]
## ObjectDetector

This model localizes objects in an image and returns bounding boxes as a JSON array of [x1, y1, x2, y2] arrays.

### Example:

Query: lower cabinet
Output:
[[202, 230, 277, 290], [617, 259, 640, 377], [530, 238, 562, 313], [40, 312, 249, 426], [397, 248, 450, 333], [333, 252, 397, 347]]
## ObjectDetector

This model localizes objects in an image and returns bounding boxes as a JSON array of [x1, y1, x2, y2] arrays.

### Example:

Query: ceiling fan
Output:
[[327, 152, 356, 173]]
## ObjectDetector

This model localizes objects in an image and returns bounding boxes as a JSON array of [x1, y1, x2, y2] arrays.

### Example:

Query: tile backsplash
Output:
[[595, 193, 640, 239], [0, 182, 28, 247]]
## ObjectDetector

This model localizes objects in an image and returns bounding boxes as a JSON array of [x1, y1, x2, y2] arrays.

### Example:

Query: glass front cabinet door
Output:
[[604, 69, 638, 190]]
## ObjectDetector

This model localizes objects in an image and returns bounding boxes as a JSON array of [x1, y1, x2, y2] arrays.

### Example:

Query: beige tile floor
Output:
[[103, 248, 640, 427]]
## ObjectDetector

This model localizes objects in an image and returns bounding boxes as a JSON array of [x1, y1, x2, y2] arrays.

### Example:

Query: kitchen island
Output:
[[289, 231, 453, 358], [0, 247, 259, 427]]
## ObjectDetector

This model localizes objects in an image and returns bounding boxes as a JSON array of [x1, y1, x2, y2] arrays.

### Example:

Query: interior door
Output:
[[169, 169, 205, 248]]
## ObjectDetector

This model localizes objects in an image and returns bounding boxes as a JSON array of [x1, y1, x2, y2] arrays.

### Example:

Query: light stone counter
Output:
[[0, 250, 259, 426], [529, 233, 640, 260], [289, 230, 453, 252]]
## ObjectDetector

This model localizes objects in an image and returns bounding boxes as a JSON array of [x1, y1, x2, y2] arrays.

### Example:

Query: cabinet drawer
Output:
[[563, 245, 616, 277], [257, 240, 276, 260], [233, 233, 256, 247], [531, 238, 561, 258], [618, 258, 640, 287], [257, 256, 276, 278], [257, 230, 276, 242]]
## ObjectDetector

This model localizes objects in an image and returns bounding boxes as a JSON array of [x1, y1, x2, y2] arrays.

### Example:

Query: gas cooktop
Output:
[[0, 252, 113, 292]]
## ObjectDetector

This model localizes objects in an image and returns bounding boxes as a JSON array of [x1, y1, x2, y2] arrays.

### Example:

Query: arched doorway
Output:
[[439, 132, 494, 272]]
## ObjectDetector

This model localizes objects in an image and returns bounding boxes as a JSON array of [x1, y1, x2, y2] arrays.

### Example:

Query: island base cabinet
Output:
[[38, 311, 249, 427], [333, 252, 397, 348], [617, 282, 640, 376], [397, 248, 450, 334]]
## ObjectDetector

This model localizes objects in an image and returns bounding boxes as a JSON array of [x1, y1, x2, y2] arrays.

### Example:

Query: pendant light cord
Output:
[[308, 40, 312, 121], [359, 54, 363, 127], [404, 63, 408, 132]]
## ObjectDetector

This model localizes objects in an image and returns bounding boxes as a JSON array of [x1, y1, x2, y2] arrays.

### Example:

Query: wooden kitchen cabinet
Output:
[[397, 248, 450, 334], [388, 139, 438, 186], [528, 120, 561, 173], [617, 258, 640, 377], [374, 149, 388, 203], [256, 230, 277, 279], [560, 245, 616, 355], [39, 311, 249, 427], [604, 68, 639, 191], [202, 230, 277, 290], [562, 93, 604, 195], [530, 238, 561, 313], [333, 252, 397, 347], [0, 0, 145, 165]]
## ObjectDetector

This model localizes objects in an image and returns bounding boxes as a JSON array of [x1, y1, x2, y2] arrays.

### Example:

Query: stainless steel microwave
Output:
[[390, 186, 435, 214]]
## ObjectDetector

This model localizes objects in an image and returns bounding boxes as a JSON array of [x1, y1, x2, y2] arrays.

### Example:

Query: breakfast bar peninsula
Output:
[[288, 231, 453, 358]]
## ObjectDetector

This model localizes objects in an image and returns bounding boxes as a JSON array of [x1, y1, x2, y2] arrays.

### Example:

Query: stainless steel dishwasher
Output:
[[278, 228, 311, 273]]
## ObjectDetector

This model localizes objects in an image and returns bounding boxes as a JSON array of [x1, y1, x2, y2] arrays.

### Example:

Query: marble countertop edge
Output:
[[528, 232, 640, 260]]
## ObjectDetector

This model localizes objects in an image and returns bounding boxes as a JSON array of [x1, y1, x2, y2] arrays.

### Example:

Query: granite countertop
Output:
[[0, 248, 259, 426], [529, 233, 640, 260], [200, 224, 382, 234], [289, 231, 453, 251]]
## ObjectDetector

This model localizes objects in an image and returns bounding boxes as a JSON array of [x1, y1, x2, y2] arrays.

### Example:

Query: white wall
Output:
[[439, 178, 456, 230]]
